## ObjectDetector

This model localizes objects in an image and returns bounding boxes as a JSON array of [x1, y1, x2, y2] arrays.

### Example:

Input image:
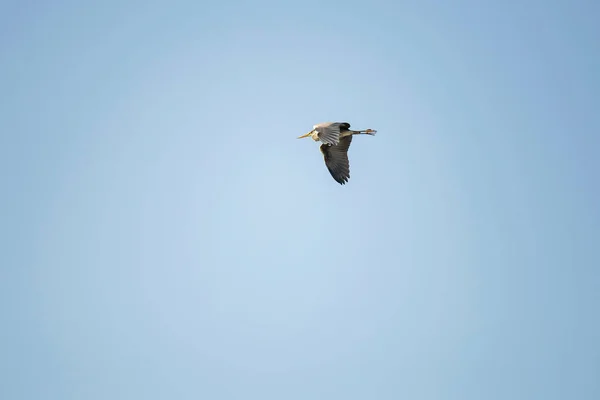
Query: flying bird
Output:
[[297, 122, 377, 185]]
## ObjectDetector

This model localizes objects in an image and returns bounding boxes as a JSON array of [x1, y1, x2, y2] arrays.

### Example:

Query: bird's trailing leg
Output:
[[356, 129, 377, 135]]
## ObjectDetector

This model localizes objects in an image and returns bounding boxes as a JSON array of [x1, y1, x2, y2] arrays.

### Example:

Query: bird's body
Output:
[[297, 121, 377, 184]]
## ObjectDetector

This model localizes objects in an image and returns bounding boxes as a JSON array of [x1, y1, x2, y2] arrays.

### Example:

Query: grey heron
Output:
[[297, 122, 376, 185]]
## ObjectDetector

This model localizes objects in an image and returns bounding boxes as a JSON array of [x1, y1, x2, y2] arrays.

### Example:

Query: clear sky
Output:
[[2, 1, 599, 399]]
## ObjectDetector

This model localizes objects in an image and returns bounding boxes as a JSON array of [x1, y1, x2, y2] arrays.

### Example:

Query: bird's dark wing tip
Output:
[[320, 141, 351, 185]]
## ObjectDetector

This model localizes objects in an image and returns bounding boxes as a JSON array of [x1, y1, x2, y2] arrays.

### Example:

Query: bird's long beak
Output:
[[297, 131, 312, 139]]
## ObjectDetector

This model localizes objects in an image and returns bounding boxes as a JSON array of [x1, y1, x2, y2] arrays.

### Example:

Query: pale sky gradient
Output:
[[2, 1, 599, 399]]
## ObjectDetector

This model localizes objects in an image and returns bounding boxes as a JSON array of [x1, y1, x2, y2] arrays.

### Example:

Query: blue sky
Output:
[[2, 1, 599, 399]]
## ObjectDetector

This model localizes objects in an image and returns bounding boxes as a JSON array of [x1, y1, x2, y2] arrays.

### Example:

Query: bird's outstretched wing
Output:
[[320, 135, 353, 184], [314, 122, 350, 145]]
